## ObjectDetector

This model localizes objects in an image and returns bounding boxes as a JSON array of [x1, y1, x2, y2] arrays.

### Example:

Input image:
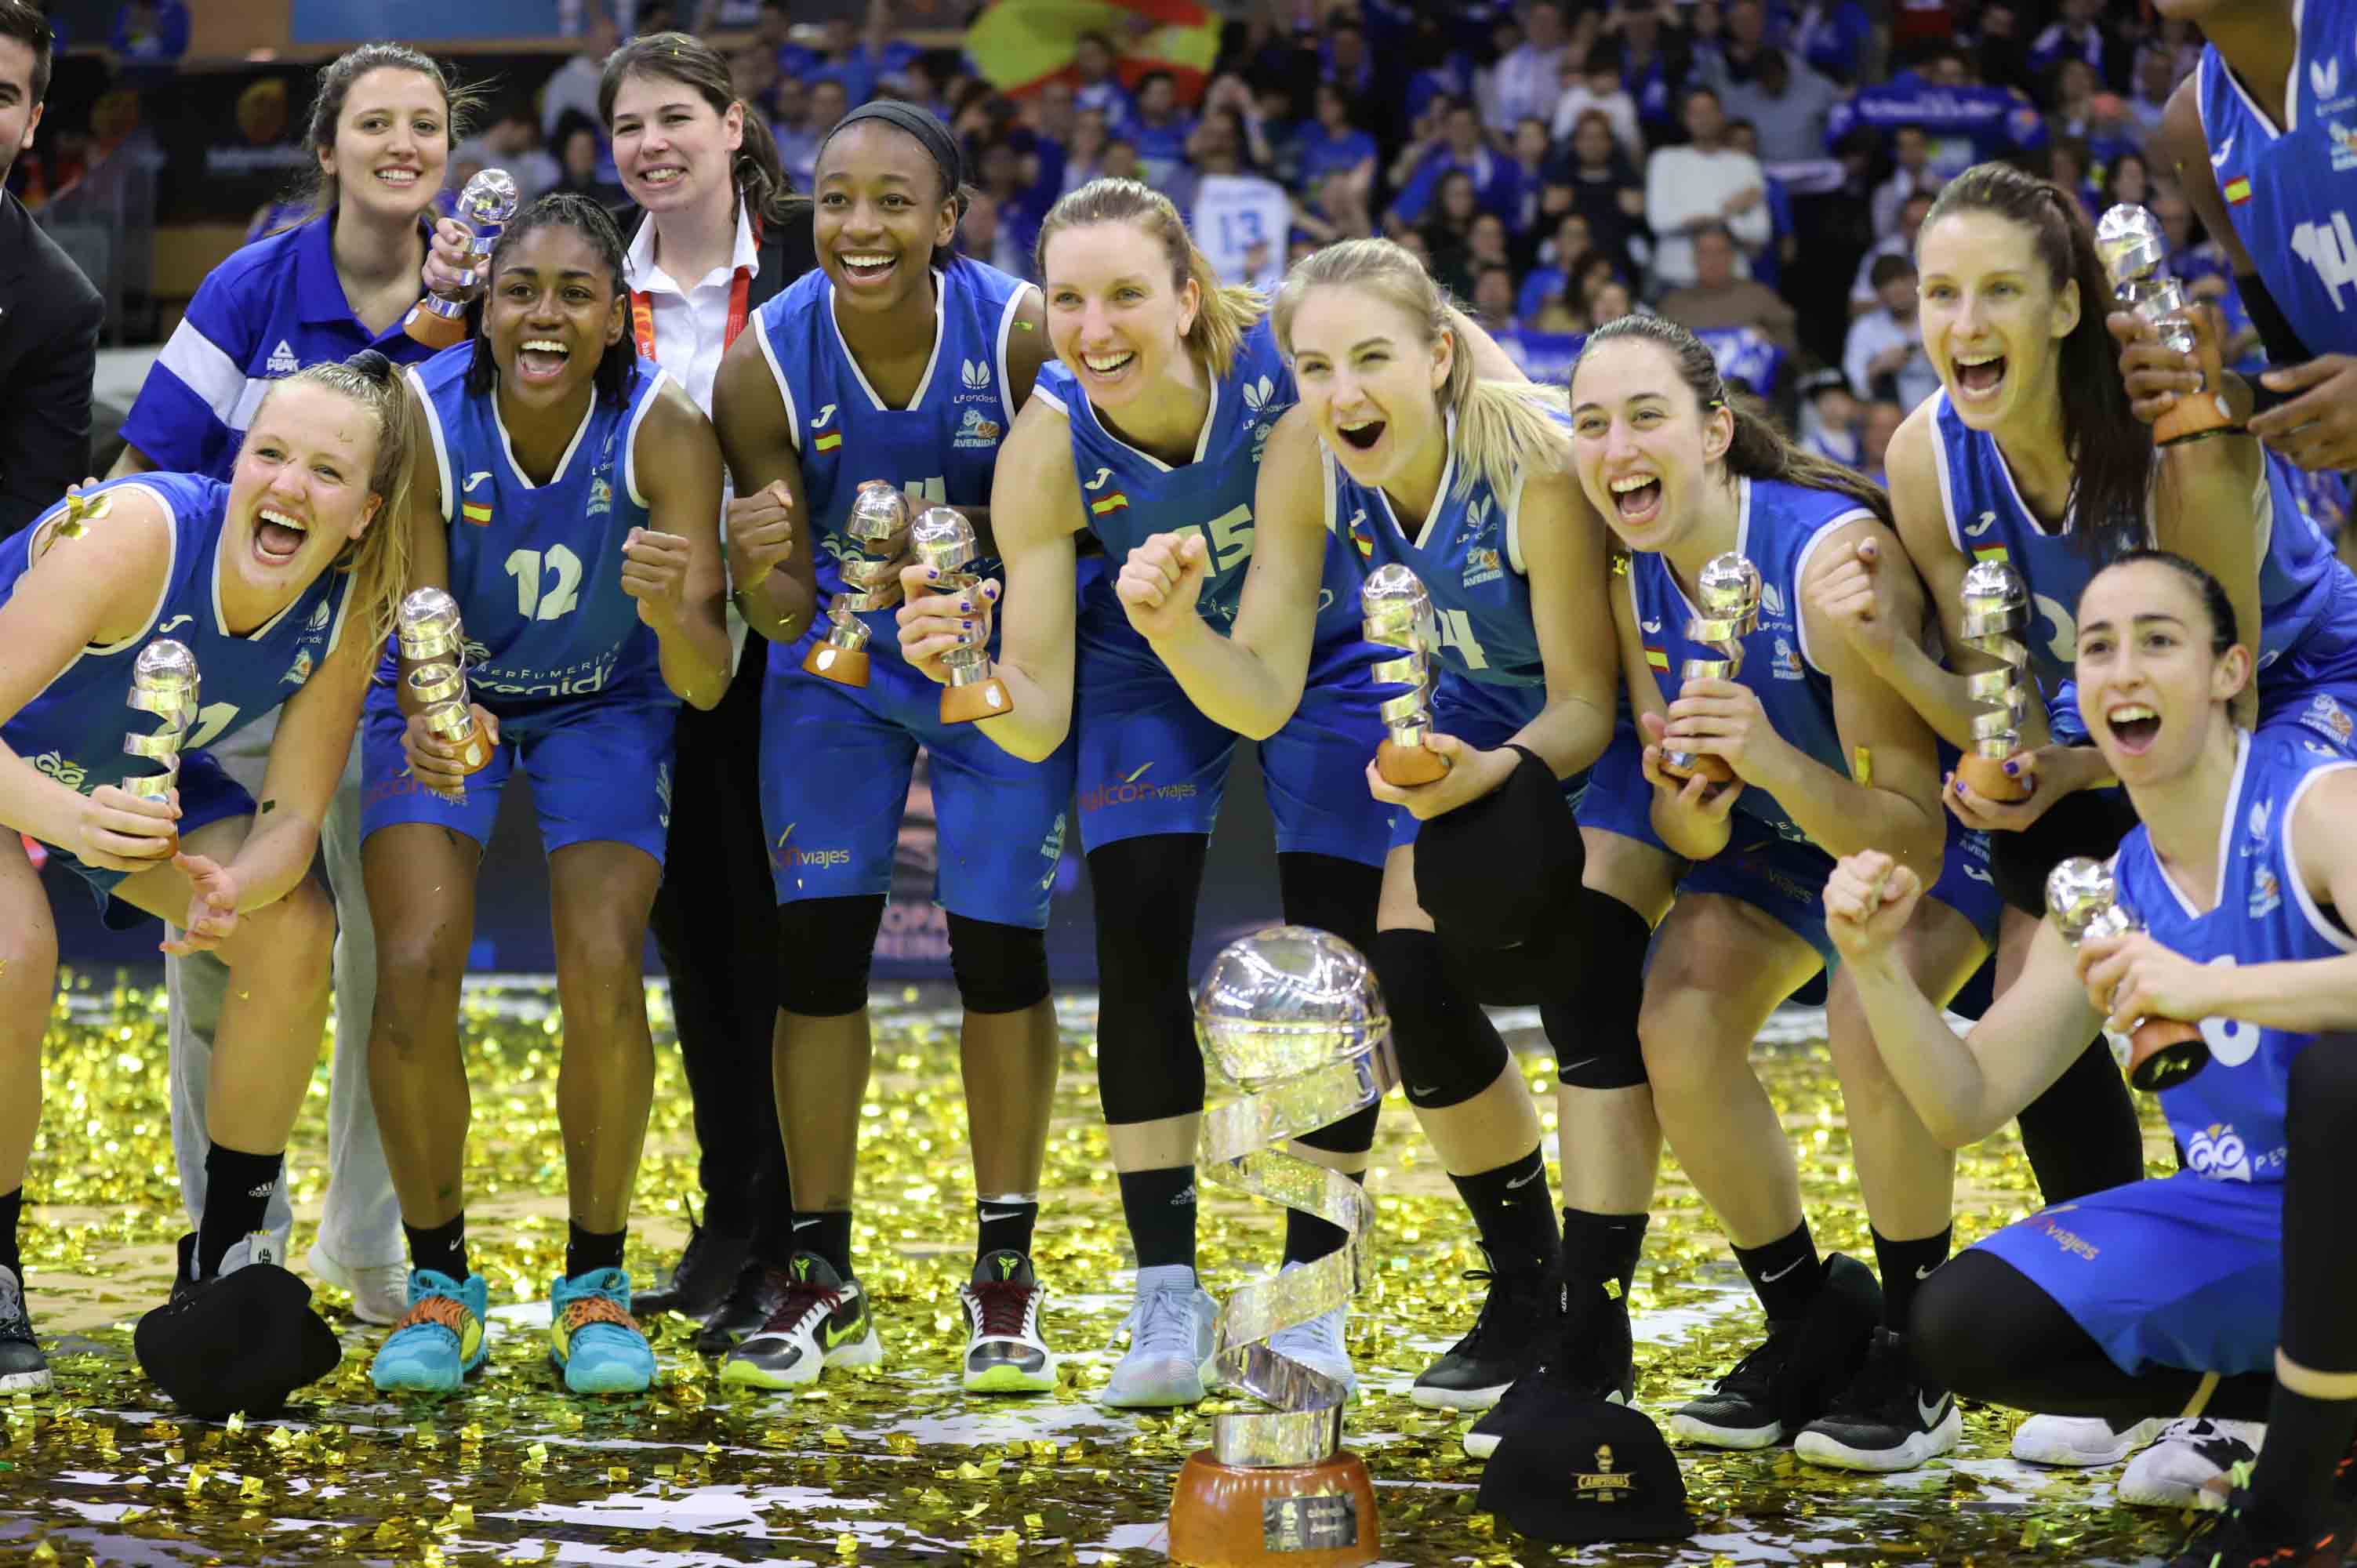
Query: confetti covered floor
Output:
[[5, 975, 2201, 1566]]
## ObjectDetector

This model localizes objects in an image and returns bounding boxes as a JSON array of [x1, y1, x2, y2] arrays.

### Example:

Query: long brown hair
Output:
[[249, 351, 419, 650], [1922, 162, 2150, 557], [598, 31, 804, 230], [1572, 314, 1894, 522], [289, 43, 481, 223], [1033, 179, 1262, 380]]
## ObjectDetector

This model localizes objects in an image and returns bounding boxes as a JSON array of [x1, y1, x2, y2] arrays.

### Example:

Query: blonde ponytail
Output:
[[1036, 177, 1267, 379], [253, 350, 418, 650]]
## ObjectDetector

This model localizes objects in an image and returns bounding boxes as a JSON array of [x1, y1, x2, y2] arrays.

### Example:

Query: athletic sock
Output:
[[1560, 1207, 1647, 1301], [196, 1145, 281, 1278], [565, 1221, 626, 1279], [1872, 1225, 1952, 1334], [1732, 1218, 1823, 1323], [404, 1214, 470, 1281], [2249, 1384, 2357, 1537], [1447, 1146, 1559, 1279], [791, 1209, 855, 1280], [0, 1185, 20, 1277], [975, 1195, 1039, 1262], [1116, 1166, 1197, 1272], [1282, 1170, 1367, 1267]]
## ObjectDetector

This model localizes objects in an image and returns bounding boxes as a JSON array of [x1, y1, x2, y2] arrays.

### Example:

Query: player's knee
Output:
[[1294, 1099, 1381, 1154], [1095, 1030, 1205, 1124], [775, 895, 884, 1018], [1375, 928, 1506, 1109], [945, 913, 1050, 1015], [231, 878, 335, 979], [1545, 888, 1651, 1091], [1277, 851, 1382, 956]]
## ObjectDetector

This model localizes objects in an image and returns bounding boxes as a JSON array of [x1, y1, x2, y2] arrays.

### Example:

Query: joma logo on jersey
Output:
[[1462, 545, 1502, 587], [954, 407, 1004, 449], [812, 404, 841, 451]]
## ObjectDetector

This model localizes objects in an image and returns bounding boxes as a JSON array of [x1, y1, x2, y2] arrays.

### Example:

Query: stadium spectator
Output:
[[452, 103, 561, 205], [2098, 148, 2152, 219], [1870, 124, 1940, 238], [1069, 31, 1132, 127], [973, 138, 1045, 279], [1487, 0, 1573, 132], [1552, 43, 1644, 160], [1054, 105, 1107, 197], [776, 1, 897, 110], [107, 0, 186, 67], [1796, 367, 1863, 464], [1850, 187, 1930, 313], [1561, 107, 1648, 279], [1589, 274, 1636, 325], [1189, 111, 1289, 289], [550, 110, 625, 206], [543, 9, 616, 142], [1789, 0, 1872, 82], [728, 40, 779, 122], [2041, 135, 2100, 218], [1198, 74, 1277, 177], [1843, 252, 1938, 413], [1121, 71, 1191, 188], [1319, 16, 1381, 109], [1709, 47, 1839, 165], [1609, 2, 1696, 141], [1858, 397, 1902, 485], [1722, 118, 1795, 285], [1644, 83, 1769, 288], [2028, 0, 2115, 86], [1298, 82, 1378, 206], [1658, 220, 1798, 349], [2126, 45, 2173, 140], [1974, 1, 2036, 96], [1472, 262, 1519, 330], [1502, 116, 1559, 239], [2046, 60, 2132, 166], [1419, 169, 1484, 290], [1389, 99, 1512, 229]]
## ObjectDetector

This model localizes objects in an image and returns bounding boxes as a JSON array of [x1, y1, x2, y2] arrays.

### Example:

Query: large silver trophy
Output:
[[397, 587, 491, 789], [803, 481, 912, 688], [1168, 927, 1393, 1568], [1659, 552, 1762, 782], [405, 169, 521, 350], [1958, 558, 2033, 802], [2094, 202, 2234, 445], [910, 506, 1013, 724], [1362, 564, 1448, 787], [2046, 857, 2209, 1091]]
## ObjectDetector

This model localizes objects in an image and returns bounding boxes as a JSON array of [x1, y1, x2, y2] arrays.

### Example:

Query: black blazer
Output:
[[0, 191, 104, 538]]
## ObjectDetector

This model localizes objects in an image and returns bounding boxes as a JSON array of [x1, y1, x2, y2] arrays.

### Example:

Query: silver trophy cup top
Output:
[[1360, 562, 1433, 638], [397, 586, 465, 659], [1195, 926, 1389, 1089], [844, 481, 911, 550], [453, 169, 521, 236], [2046, 855, 2130, 944], [1695, 551, 1763, 622], [909, 506, 979, 574], [1960, 557, 2028, 620], [132, 637, 198, 696], [2095, 202, 2167, 286]]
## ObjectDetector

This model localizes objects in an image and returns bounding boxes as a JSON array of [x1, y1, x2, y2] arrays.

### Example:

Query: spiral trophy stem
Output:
[[396, 587, 491, 782], [2095, 201, 2235, 447], [804, 481, 912, 688], [1660, 552, 1762, 784], [405, 169, 521, 350], [1168, 928, 1392, 1568], [910, 506, 1012, 724], [123, 639, 199, 855], [2045, 856, 2210, 1091], [1360, 564, 1449, 787], [1957, 558, 2032, 803]]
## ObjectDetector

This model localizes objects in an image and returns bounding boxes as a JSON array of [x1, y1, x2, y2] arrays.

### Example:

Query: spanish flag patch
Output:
[[461, 501, 492, 526], [1973, 545, 2010, 564], [1090, 492, 1130, 516], [1645, 646, 1670, 670], [814, 431, 842, 452], [2224, 176, 2252, 205]]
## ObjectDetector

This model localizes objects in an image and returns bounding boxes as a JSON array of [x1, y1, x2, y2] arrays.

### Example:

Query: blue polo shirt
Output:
[[120, 212, 439, 481]]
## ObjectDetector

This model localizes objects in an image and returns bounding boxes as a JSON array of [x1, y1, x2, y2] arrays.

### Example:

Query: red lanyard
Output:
[[629, 215, 761, 361]]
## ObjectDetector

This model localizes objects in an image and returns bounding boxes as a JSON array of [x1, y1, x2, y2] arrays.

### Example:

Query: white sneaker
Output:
[[1101, 1265, 1218, 1408], [2117, 1417, 2265, 1510], [2011, 1413, 2169, 1466], [220, 1230, 285, 1276], [1266, 1264, 1356, 1399], [308, 1243, 409, 1326]]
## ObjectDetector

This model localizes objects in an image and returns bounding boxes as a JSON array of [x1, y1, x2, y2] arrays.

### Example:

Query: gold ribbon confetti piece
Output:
[[51, 492, 111, 539], [1853, 745, 1874, 786]]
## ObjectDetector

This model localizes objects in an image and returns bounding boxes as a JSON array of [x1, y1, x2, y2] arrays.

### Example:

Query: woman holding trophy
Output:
[[0, 352, 419, 1407], [361, 194, 730, 1398]]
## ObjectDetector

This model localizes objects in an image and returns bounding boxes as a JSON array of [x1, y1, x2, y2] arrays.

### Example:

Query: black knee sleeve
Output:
[[945, 912, 1051, 1014], [774, 895, 886, 1017], [1375, 927, 1509, 1109], [1988, 782, 2141, 916], [2282, 1036, 2357, 1374], [1545, 887, 1652, 1090], [2016, 1036, 2145, 1203], [1294, 1098, 1382, 1155], [1277, 851, 1382, 958], [1089, 836, 1208, 1126]]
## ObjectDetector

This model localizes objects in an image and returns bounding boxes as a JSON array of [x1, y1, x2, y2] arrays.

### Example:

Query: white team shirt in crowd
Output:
[[1193, 172, 1292, 292]]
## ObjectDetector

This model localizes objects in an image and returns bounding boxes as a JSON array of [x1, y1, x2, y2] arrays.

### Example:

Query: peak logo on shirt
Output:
[[266, 340, 299, 376]]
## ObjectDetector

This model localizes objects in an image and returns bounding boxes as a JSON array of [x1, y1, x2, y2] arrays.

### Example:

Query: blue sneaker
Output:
[[371, 1270, 490, 1392], [548, 1268, 654, 1395]]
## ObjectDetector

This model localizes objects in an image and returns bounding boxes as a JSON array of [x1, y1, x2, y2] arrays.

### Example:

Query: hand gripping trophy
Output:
[[2046, 856, 2210, 1091], [124, 640, 199, 854], [404, 169, 520, 350], [1658, 552, 1762, 784], [1361, 564, 1448, 787], [803, 481, 912, 687], [1168, 927, 1394, 1568], [397, 588, 492, 782], [1957, 558, 2034, 803], [910, 506, 1013, 724], [2095, 202, 2236, 446]]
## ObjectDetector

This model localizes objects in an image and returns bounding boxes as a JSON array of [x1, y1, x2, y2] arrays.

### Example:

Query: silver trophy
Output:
[[1170, 927, 1393, 1563], [803, 481, 911, 686], [122, 640, 199, 803], [910, 506, 1011, 724], [405, 169, 521, 349], [1660, 552, 1762, 781], [2094, 202, 2234, 442], [1362, 564, 1448, 786], [396, 587, 489, 781], [1957, 559, 2032, 801], [2046, 857, 2209, 1091]]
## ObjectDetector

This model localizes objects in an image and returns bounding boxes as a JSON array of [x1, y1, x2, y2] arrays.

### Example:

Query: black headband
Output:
[[819, 100, 965, 209]]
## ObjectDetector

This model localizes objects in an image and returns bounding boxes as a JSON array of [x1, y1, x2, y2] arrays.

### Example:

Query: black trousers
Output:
[[648, 636, 789, 1252]]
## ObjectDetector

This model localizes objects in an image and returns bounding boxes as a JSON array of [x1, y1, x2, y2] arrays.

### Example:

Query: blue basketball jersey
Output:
[[1034, 318, 1364, 655], [1324, 419, 1549, 688], [750, 257, 1033, 612], [2112, 729, 2356, 1185], [1, 472, 354, 797], [1628, 477, 1872, 845], [2198, 15, 2357, 361], [406, 344, 672, 716]]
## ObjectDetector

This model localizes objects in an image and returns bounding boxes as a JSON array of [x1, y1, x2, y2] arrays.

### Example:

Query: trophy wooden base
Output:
[[802, 643, 870, 686], [1956, 750, 2030, 803], [451, 737, 492, 776], [401, 301, 470, 350], [1374, 739, 1448, 787], [1658, 752, 1734, 786], [940, 676, 1010, 724], [2125, 1016, 2209, 1092], [1166, 1450, 1378, 1568], [2154, 311, 2237, 447]]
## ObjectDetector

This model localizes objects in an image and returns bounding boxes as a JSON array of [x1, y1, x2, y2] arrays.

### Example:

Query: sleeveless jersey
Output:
[[2198, 16, 2357, 361], [1034, 317, 1364, 657], [406, 343, 673, 715], [1628, 477, 1871, 845], [750, 257, 1032, 612], [1, 472, 354, 795], [1325, 418, 1549, 688], [2112, 728, 2356, 1185]]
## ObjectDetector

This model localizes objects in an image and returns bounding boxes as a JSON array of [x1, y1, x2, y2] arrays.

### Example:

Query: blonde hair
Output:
[[1034, 177, 1265, 380], [1273, 238, 1567, 503], [251, 351, 418, 651]]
